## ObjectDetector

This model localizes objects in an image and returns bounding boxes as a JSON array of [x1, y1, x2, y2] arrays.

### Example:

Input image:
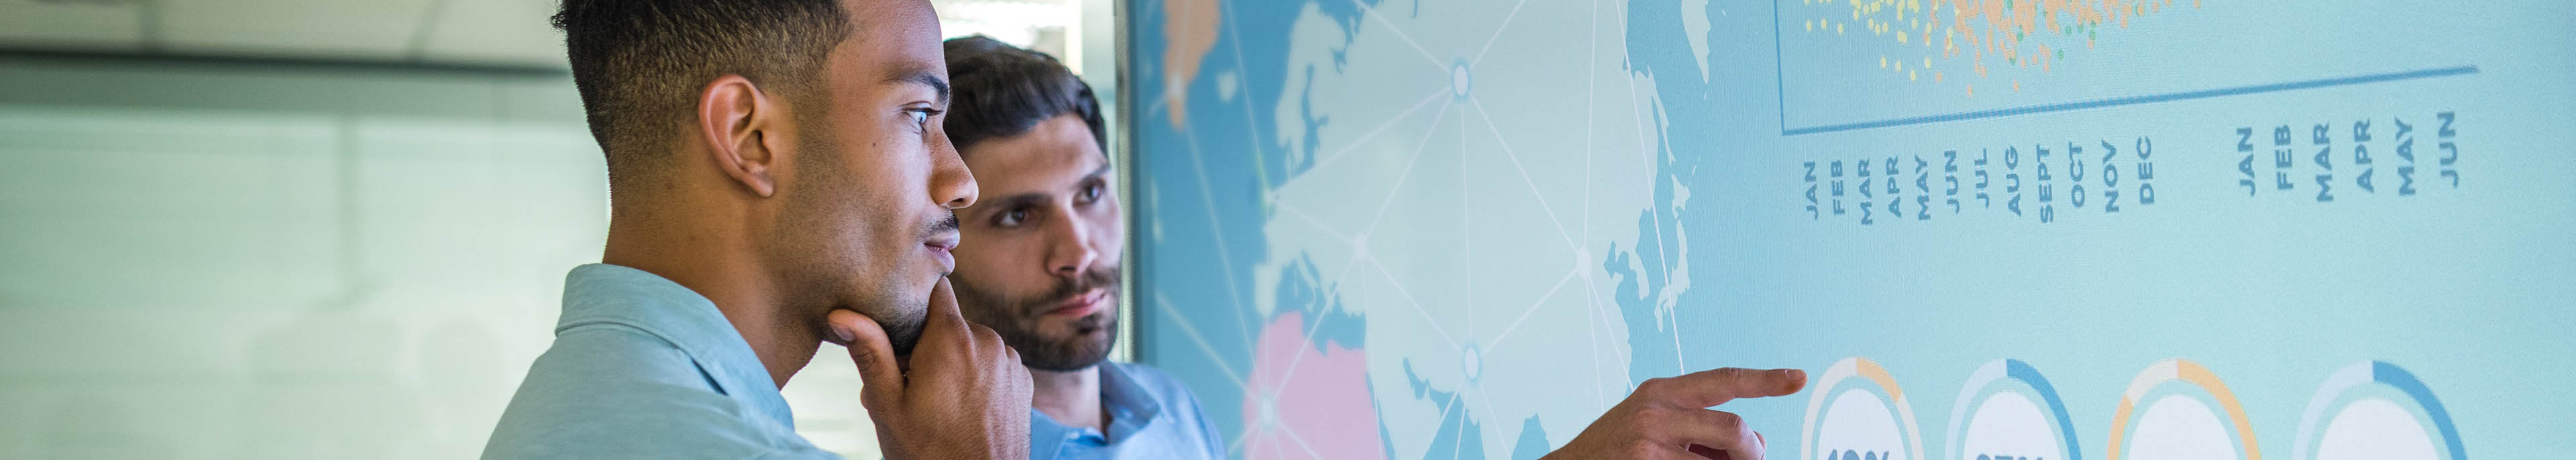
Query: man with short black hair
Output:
[[938, 36, 1813, 460], [484, 1, 1032, 459]]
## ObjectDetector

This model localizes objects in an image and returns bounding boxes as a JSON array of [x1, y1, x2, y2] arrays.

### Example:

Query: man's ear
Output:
[[697, 75, 788, 197]]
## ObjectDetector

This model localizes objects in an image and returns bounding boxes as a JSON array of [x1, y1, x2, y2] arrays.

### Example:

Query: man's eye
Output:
[[996, 209, 1027, 227], [906, 108, 940, 129], [1079, 184, 1103, 202]]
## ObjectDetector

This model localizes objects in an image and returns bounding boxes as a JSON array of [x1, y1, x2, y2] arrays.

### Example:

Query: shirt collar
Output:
[[1029, 362, 1167, 459], [1096, 362, 1165, 432], [557, 263, 798, 429]]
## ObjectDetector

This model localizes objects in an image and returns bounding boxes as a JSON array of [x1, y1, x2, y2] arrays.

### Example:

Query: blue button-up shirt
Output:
[[484, 264, 836, 459], [1030, 361, 1227, 460]]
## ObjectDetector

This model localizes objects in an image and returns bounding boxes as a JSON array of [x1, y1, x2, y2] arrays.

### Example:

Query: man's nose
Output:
[[1047, 217, 1098, 278], [929, 132, 978, 209]]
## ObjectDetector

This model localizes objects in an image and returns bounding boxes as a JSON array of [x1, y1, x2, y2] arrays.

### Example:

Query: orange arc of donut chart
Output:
[[2107, 359, 2260, 460]]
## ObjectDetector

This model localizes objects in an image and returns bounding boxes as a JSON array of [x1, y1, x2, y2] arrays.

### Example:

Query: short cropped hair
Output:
[[551, 0, 853, 184], [940, 36, 1107, 155]]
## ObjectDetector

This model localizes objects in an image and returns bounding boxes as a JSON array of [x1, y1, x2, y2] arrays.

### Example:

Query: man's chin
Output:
[[1023, 351, 1112, 373], [1018, 331, 1116, 372], [874, 295, 933, 357], [882, 314, 927, 357]]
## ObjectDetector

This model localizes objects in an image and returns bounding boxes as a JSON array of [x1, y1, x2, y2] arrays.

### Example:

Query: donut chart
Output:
[[1790, 357, 2472, 460], [2291, 361, 2464, 460], [2108, 359, 2259, 460], [1945, 359, 2081, 460], [1803, 357, 1925, 460]]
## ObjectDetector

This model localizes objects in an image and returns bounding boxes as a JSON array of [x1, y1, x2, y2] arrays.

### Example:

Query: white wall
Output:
[[0, 56, 604, 459]]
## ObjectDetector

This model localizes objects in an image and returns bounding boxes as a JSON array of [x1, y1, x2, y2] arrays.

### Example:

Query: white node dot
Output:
[[1257, 394, 1279, 427], [1450, 62, 1472, 98], [1461, 344, 1483, 383]]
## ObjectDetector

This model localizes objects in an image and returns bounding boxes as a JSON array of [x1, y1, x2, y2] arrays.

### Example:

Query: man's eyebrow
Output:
[[886, 66, 951, 105], [1081, 162, 1112, 180], [987, 192, 1049, 212], [976, 162, 1113, 220]]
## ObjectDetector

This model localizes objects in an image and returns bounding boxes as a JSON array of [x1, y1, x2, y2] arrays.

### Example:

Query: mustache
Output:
[[924, 211, 959, 236], [1027, 265, 1122, 315]]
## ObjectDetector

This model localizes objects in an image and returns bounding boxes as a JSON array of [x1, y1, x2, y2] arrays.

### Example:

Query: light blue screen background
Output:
[[1124, 0, 2573, 459]]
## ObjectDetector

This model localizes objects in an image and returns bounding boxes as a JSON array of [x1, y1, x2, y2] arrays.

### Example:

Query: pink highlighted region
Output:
[[1240, 311, 1385, 460]]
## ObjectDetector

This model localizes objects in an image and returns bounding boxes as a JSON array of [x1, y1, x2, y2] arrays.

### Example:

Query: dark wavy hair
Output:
[[940, 35, 1107, 155]]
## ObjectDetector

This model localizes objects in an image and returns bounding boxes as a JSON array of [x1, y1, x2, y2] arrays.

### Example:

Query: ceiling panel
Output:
[[413, 0, 561, 66], [157, 0, 439, 58], [0, 0, 1089, 70], [0, 0, 146, 50]]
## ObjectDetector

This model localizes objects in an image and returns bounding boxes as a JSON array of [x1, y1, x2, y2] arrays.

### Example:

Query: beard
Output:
[[952, 265, 1121, 371]]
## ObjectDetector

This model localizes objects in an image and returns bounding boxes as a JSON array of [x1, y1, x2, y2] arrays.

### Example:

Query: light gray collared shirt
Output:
[[483, 264, 835, 459]]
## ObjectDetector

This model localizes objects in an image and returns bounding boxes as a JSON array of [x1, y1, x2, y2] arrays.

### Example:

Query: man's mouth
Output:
[[922, 231, 959, 274], [1040, 288, 1108, 318]]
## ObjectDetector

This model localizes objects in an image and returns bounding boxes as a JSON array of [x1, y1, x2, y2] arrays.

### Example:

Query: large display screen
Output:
[[1125, 0, 2573, 459]]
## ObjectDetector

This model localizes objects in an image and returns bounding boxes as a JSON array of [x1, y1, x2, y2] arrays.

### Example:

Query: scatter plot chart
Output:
[[1772, 0, 2481, 135]]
